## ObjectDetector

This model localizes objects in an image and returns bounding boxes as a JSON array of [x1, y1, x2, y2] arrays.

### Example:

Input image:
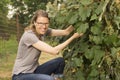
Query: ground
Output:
[[0, 52, 62, 80]]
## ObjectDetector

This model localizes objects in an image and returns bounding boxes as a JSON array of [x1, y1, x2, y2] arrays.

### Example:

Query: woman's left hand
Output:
[[65, 25, 74, 35]]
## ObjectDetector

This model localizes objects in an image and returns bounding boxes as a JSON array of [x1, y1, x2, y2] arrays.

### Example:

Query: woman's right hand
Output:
[[72, 33, 83, 39]]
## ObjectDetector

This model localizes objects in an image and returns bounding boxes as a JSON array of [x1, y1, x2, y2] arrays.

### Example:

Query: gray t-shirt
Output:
[[12, 29, 51, 75]]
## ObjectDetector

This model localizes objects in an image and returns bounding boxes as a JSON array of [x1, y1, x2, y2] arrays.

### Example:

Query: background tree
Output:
[[0, 0, 9, 32], [0, 0, 16, 40], [10, 0, 54, 28], [47, 0, 120, 80]]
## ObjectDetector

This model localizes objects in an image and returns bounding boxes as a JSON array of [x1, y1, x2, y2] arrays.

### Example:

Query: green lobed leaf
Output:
[[85, 49, 94, 60], [73, 57, 83, 67], [79, 42, 89, 53], [95, 50, 105, 62], [92, 35, 103, 44], [91, 23, 102, 35], [68, 13, 78, 24], [90, 14, 98, 21], [75, 70, 85, 80], [77, 23, 89, 33], [111, 47, 118, 58], [105, 56, 113, 66], [103, 33, 118, 46], [95, 1, 104, 15], [91, 48, 105, 66], [89, 68, 99, 77], [78, 5, 91, 21]]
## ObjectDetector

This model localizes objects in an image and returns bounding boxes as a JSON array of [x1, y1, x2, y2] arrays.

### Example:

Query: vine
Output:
[[47, 0, 120, 80]]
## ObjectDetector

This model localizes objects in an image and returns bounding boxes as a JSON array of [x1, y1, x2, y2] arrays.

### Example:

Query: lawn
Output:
[[0, 54, 16, 80], [0, 35, 18, 80], [0, 52, 61, 80], [0, 35, 61, 80]]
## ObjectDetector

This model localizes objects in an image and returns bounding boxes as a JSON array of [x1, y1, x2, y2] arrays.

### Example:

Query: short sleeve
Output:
[[45, 28, 52, 36], [22, 31, 39, 47]]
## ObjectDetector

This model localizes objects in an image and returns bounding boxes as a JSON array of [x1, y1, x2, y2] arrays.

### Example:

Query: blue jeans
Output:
[[12, 57, 65, 80]]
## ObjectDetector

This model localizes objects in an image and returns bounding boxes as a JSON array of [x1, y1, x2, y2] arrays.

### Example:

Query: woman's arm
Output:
[[32, 33, 83, 55], [51, 25, 74, 36]]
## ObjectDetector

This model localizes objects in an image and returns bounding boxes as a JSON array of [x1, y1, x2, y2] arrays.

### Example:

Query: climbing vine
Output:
[[47, 0, 120, 80]]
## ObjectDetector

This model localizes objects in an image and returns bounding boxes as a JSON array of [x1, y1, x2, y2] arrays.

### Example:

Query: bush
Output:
[[47, 0, 120, 80]]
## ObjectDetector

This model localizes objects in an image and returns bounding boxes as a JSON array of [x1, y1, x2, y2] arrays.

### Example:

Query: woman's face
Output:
[[34, 16, 49, 35]]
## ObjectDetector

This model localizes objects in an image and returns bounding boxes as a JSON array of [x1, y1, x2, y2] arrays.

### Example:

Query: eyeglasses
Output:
[[36, 22, 49, 26]]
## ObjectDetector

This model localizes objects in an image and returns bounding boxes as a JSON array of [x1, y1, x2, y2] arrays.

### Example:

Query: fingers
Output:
[[79, 33, 84, 36], [73, 32, 83, 38], [66, 25, 74, 33]]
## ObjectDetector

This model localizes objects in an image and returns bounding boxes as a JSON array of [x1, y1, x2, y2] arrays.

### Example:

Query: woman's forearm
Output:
[[33, 33, 83, 55], [54, 33, 83, 54], [54, 36, 75, 54]]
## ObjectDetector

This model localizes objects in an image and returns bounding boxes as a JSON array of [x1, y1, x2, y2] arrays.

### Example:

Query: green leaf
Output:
[[77, 23, 89, 33], [95, 1, 104, 15], [111, 47, 118, 58], [85, 49, 94, 60], [68, 13, 78, 24], [73, 57, 83, 67], [56, 16, 65, 24], [79, 43, 89, 53], [80, 0, 93, 5], [105, 56, 112, 66], [91, 48, 105, 66], [91, 22, 102, 35], [92, 36, 102, 44], [104, 33, 118, 46], [78, 5, 91, 21], [99, 73, 107, 80], [95, 50, 105, 62], [75, 70, 85, 80], [90, 14, 98, 21], [89, 68, 99, 77]]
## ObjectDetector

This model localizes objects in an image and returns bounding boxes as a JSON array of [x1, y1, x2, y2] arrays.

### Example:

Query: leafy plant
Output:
[[47, 0, 120, 80]]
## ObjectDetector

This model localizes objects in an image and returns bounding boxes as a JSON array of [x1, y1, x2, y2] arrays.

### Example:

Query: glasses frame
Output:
[[35, 22, 49, 26]]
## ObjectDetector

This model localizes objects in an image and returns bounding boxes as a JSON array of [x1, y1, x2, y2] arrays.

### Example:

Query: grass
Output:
[[0, 54, 16, 80], [0, 35, 18, 80], [0, 35, 61, 80], [0, 35, 18, 56], [0, 52, 61, 80]]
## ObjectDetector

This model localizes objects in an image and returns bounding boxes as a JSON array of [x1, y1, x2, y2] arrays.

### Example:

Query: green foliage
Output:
[[0, 35, 18, 58], [47, 0, 120, 80], [0, 0, 16, 35], [0, 0, 9, 13], [0, 0, 9, 27], [0, 35, 17, 80], [10, 0, 54, 27], [0, 50, 16, 80]]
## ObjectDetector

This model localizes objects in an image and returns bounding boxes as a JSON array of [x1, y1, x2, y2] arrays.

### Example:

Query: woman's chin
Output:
[[39, 32, 46, 35]]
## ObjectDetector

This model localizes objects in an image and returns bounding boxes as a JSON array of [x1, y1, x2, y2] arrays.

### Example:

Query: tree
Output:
[[47, 0, 120, 80], [0, 0, 15, 34], [10, 0, 54, 27], [0, 0, 9, 29]]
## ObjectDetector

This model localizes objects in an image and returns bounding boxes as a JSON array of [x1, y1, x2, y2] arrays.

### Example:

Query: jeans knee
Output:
[[57, 57, 64, 62], [57, 57, 65, 66]]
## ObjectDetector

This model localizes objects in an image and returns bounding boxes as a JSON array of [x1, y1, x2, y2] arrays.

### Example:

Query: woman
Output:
[[12, 9, 83, 80]]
